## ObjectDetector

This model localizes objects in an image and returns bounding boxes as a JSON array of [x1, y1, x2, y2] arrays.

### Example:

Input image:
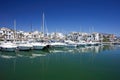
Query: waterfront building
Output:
[[66, 32, 79, 41], [49, 32, 65, 40], [100, 33, 115, 42], [0, 27, 14, 41], [91, 32, 100, 42], [0, 27, 118, 43], [31, 31, 41, 40], [67, 32, 90, 42], [16, 31, 24, 41]]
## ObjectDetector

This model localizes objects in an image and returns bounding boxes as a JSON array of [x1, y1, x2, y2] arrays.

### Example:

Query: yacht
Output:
[[86, 41, 100, 46], [50, 41, 67, 48], [31, 42, 47, 50], [17, 41, 33, 51], [76, 41, 87, 47], [0, 42, 17, 52], [65, 40, 77, 48]]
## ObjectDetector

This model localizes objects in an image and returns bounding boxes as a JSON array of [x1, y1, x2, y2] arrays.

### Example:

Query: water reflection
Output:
[[0, 51, 16, 59], [76, 46, 104, 53], [0, 45, 117, 59], [49, 45, 116, 54], [0, 45, 120, 80], [0, 51, 47, 60]]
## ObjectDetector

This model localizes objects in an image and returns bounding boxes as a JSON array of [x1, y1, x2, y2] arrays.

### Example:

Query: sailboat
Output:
[[31, 13, 47, 50], [16, 21, 33, 51]]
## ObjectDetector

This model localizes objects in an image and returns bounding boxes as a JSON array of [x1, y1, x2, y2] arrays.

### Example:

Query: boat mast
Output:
[[42, 13, 44, 35], [30, 22, 33, 40], [14, 19, 16, 42]]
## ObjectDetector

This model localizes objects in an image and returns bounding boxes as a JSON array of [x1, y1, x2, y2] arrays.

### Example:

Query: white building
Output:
[[0, 27, 14, 40], [94, 32, 100, 41], [19, 31, 42, 41], [50, 32, 65, 40], [32, 31, 41, 39]]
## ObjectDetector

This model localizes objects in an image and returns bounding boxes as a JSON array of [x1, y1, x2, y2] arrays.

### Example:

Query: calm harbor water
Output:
[[0, 45, 120, 80]]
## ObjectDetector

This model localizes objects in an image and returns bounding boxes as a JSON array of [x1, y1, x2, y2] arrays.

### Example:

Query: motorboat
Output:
[[0, 42, 17, 52], [17, 41, 33, 51], [31, 42, 47, 50]]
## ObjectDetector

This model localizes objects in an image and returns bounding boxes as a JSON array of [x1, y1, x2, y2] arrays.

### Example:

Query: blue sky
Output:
[[0, 0, 120, 35]]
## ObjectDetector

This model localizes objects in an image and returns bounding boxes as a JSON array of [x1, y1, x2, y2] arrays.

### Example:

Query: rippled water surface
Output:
[[0, 45, 120, 80]]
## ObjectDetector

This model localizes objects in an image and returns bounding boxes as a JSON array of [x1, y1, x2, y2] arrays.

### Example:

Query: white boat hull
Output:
[[50, 42, 67, 48], [0, 42, 17, 52], [17, 46, 32, 51], [17, 42, 33, 51], [1, 47, 16, 52], [33, 46, 44, 50], [51, 45, 66, 48], [66, 44, 77, 48], [31, 42, 46, 50]]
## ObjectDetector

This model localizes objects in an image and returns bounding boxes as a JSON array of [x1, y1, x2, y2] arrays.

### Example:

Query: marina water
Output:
[[0, 45, 120, 80]]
